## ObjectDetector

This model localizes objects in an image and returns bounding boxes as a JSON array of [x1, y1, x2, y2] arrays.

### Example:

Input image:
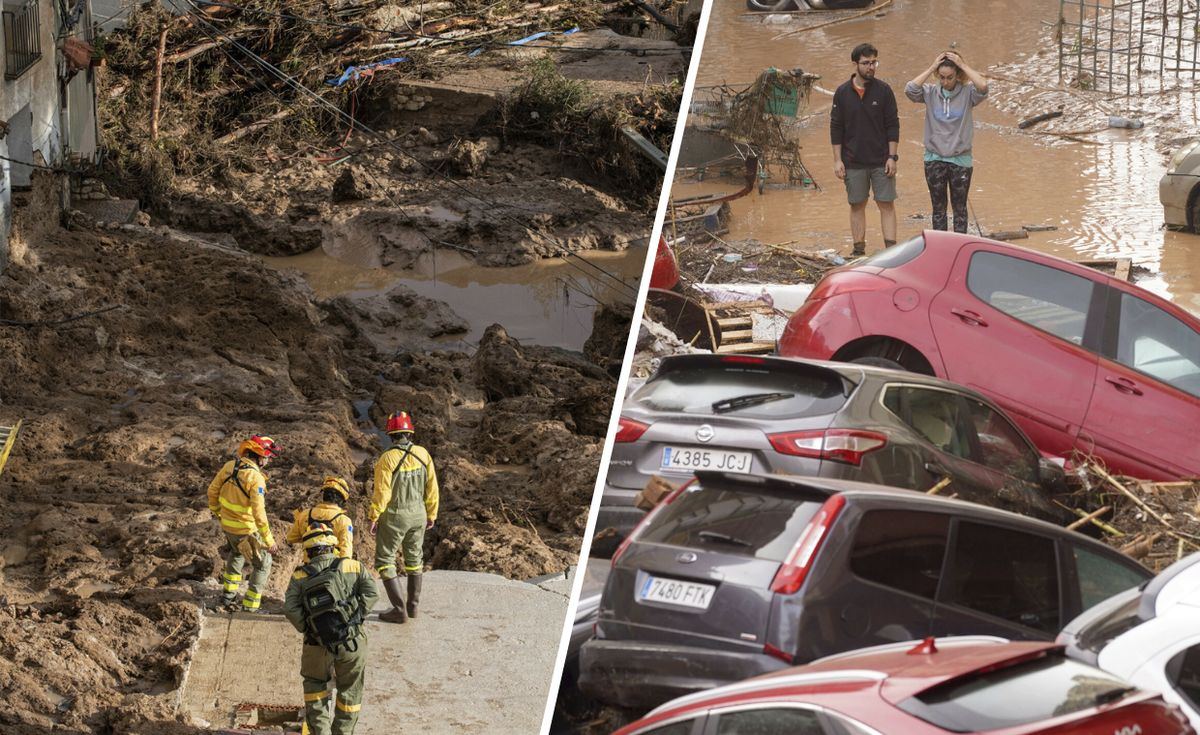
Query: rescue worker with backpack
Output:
[[369, 411, 438, 624], [284, 522, 378, 735], [206, 435, 280, 612], [286, 476, 355, 559]]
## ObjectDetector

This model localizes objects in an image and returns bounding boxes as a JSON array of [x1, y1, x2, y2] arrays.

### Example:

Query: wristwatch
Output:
[[888, 154, 899, 161]]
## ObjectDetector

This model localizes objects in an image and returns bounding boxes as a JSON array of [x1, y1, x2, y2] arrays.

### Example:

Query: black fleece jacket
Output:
[[830, 75, 900, 168]]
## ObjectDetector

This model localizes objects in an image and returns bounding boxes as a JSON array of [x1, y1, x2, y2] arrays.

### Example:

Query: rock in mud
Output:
[[332, 167, 370, 203]]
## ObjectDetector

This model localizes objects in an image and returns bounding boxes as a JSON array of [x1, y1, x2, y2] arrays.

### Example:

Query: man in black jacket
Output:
[[831, 42, 900, 256]]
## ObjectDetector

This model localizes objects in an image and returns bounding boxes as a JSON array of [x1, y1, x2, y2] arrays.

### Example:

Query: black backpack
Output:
[[300, 558, 362, 653]]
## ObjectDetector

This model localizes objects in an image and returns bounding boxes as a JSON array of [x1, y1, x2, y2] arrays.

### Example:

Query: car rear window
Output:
[[860, 235, 925, 268], [630, 363, 848, 419], [898, 652, 1135, 732], [638, 483, 823, 561]]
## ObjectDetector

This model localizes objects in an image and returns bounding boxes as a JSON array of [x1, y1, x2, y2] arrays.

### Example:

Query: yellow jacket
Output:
[[369, 443, 438, 523], [285, 502, 354, 558], [207, 458, 275, 547]]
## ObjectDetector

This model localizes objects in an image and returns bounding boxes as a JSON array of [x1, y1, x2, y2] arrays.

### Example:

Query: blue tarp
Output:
[[326, 56, 410, 87], [469, 26, 581, 58]]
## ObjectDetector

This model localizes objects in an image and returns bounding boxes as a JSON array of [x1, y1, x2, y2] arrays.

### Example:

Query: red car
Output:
[[779, 231, 1200, 480], [613, 637, 1195, 735]]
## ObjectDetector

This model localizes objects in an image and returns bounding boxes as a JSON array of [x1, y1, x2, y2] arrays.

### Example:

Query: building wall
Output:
[[0, 0, 85, 273]]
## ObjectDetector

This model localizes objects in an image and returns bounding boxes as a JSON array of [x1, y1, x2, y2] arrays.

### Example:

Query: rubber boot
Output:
[[379, 576, 408, 624], [406, 574, 422, 619], [850, 241, 866, 257]]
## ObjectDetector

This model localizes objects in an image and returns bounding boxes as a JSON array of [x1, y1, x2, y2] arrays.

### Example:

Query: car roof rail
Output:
[[1138, 551, 1200, 620], [645, 670, 888, 718]]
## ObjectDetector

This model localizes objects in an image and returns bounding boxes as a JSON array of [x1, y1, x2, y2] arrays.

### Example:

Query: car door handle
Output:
[[950, 308, 988, 327], [925, 461, 951, 476], [1105, 376, 1144, 396]]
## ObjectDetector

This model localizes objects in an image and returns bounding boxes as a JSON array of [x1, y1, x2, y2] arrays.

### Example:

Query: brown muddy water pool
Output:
[[678, 0, 1200, 314], [264, 246, 647, 351]]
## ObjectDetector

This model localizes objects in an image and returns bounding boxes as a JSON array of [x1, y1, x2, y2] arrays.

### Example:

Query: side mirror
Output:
[[1038, 457, 1067, 492]]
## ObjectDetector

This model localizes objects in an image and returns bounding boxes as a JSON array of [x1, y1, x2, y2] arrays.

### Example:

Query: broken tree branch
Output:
[[151, 25, 168, 142], [214, 109, 295, 145], [1066, 505, 1112, 531]]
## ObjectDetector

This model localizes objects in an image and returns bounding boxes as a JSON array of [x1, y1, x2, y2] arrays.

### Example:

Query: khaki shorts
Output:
[[844, 166, 897, 204]]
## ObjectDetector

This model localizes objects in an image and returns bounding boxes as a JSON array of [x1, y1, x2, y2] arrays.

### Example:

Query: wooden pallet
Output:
[[710, 301, 776, 355]]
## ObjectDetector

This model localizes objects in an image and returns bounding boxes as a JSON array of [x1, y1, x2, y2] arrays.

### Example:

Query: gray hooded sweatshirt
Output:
[[904, 81, 987, 161]]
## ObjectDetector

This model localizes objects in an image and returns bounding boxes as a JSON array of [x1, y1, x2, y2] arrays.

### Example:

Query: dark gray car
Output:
[[578, 471, 1151, 710], [599, 354, 1065, 542]]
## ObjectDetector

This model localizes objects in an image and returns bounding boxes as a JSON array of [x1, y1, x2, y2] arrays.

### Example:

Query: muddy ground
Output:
[[0, 169, 626, 733], [0, 0, 695, 731]]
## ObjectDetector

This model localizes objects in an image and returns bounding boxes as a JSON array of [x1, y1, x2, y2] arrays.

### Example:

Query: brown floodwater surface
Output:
[[679, 0, 1200, 312], [264, 247, 646, 351]]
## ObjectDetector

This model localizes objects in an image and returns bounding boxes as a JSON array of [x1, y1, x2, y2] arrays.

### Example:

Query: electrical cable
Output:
[[166, 0, 639, 295]]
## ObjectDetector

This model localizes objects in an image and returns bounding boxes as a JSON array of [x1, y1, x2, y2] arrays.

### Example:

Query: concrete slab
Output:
[[181, 569, 570, 734]]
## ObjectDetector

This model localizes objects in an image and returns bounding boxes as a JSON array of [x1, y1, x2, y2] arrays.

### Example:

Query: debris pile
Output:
[[1062, 459, 1200, 572]]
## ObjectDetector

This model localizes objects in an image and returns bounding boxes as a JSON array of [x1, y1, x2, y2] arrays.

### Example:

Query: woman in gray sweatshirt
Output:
[[905, 51, 988, 233]]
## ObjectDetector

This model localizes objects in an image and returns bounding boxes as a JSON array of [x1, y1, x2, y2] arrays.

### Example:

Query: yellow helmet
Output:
[[302, 521, 338, 551], [238, 435, 280, 459], [320, 476, 350, 502]]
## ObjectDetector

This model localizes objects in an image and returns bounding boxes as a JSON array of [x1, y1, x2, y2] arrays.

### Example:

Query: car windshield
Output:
[[638, 483, 823, 561], [630, 363, 847, 419], [898, 652, 1136, 732]]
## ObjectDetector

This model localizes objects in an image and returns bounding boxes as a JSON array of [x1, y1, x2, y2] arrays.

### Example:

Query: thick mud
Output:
[[0, 168, 622, 732], [677, 0, 1200, 312]]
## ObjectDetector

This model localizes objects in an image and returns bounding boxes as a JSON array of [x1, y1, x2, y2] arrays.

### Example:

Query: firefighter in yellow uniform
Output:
[[206, 435, 280, 612], [284, 522, 378, 735], [369, 411, 438, 624], [286, 476, 355, 559]]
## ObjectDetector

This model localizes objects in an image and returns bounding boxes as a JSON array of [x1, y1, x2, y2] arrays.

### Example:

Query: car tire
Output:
[[1190, 191, 1200, 233], [850, 356, 906, 371], [747, 0, 799, 11]]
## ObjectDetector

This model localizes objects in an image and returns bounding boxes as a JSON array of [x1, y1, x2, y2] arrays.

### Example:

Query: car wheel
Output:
[[1190, 191, 1200, 233], [850, 356, 906, 371], [747, 0, 799, 11]]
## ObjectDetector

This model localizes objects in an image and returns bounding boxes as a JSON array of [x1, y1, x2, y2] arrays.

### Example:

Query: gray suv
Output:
[[599, 354, 1065, 542], [578, 471, 1151, 710]]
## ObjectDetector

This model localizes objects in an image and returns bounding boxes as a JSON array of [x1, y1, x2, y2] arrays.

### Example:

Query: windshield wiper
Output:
[[1093, 686, 1137, 706], [711, 392, 794, 414], [697, 530, 753, 547]]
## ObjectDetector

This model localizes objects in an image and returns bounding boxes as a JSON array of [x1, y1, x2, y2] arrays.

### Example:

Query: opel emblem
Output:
[[696, 424, 714, 443], [676, 552, 698, 564]]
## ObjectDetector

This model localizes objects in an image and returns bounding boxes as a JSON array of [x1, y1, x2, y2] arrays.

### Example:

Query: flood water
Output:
[[677, 0, 1200, 313], [265, 246, 646, 351]]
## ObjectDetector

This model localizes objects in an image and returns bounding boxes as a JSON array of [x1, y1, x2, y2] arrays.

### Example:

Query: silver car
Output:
[[598, 354, 1065, 542], [1160, 139, 1200, 230]]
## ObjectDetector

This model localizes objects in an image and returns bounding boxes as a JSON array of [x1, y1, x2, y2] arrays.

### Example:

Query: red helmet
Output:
[[386, 411, 414, 434], [238, 435, 280, 459]]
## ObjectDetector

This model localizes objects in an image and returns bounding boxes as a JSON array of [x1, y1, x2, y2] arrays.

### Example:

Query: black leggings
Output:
[[924, 160, 973, 233]]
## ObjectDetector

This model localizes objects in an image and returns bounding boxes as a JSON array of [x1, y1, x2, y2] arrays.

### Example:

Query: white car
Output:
[[1160, 139, 1200, 230], [1059, 552, 1200, 730]]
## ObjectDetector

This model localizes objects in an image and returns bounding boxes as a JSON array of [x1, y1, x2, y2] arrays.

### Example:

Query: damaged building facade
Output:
[[1, 0, 97, 271]]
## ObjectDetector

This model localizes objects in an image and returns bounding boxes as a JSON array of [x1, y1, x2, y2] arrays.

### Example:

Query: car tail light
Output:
[[764, 642, 794, 663], [767, 429, 888, 466], [615, 417, 649, 443], [610, 479, 694, 568], [770, 495, 846, 595]]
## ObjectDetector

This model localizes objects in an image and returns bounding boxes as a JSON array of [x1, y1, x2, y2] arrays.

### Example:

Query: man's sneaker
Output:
[[850, 241, 866, 257]]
